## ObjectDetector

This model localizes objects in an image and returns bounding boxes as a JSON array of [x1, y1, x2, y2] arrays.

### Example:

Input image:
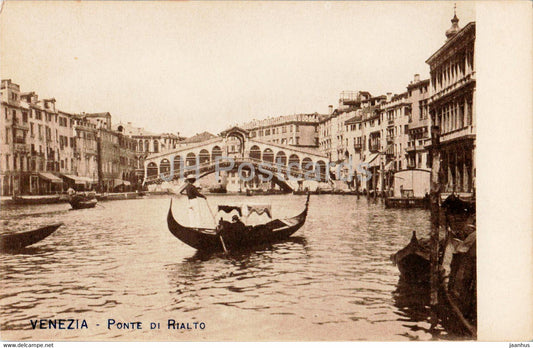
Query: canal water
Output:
[[0, 195, 461, 341]]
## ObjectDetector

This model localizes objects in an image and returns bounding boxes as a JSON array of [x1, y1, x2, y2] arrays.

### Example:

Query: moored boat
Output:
[[1, 223, 63, 250], [10, 195, 61, 205], [167, 193, 310, 252], [390, 231, 431, 283]]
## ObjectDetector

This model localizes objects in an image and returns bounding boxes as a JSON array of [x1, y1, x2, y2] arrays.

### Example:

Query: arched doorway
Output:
[[250, 145, 261, 161], [160, 158, 171, 176], [302, 157, 313, 172], [263, 148, 274, 163], [275, 151, 287, 166], [212, 146, 223, 162], [147, 162, 158, 177], [199, 149, 210, 165], [186, 152, 197, 167], [316, 160, 327, 181]]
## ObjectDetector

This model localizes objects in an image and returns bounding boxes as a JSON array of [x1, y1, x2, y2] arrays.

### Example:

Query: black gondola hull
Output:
[[69, 199, 97, 210], [167, 195, 309, 252], [1, 223, 63, 250]]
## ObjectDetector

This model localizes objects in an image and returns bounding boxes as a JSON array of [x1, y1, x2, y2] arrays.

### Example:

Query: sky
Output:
[[0, 1, 475, 137]]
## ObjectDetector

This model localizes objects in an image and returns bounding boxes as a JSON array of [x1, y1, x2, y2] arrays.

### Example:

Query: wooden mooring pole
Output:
[[429, 125, 442, 330]]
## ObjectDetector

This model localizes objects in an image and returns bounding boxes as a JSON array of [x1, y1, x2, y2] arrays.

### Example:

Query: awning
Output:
[[79, 177, 98, 184], [62, 174, 95, 185], [38, 172, 63, 184], [384, 161, 395, 171], [243, 203, 272, 218], [114, 179, 131, 187], [218, 203, 272, 218]]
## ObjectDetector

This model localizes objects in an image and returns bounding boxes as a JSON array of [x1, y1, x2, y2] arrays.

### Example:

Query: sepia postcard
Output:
[[0, 0, 531, 344]]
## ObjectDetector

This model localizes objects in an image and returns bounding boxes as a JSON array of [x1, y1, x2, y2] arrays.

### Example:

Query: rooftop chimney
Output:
[[328, 105, 333, 114], [386, 93, 392, 101], [414, 74, 420, 82]]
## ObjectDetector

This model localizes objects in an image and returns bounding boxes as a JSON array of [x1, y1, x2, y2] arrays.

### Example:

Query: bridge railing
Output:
[[143, 156, 330, 184]]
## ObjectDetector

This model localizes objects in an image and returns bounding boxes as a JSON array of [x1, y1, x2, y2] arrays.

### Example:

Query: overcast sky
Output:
[[1, 1, 475, 137]]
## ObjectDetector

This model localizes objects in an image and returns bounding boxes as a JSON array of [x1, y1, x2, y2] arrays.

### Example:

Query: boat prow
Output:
[[1, 223, 63, 251], [167, 193, 310, 252]]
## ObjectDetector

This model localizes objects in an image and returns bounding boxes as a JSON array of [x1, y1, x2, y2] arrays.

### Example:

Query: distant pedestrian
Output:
[[67, 187, 76, 196]]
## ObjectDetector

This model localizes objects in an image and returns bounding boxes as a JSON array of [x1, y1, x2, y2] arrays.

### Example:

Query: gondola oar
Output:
[[203, 197, 228, 254]]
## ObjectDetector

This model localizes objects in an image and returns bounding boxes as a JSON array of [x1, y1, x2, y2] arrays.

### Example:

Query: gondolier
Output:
[[180, 174, 206, 227]]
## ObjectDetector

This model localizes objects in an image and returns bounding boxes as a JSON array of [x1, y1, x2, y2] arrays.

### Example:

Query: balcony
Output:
[[406, 138, 428, 152], [386, 135, 394, 143], [12, 123, 29, 131], [369, 144, 380, 153], [388, 119, 394, 125], [14, 143, 30, 154], [440, 125, 475, 143], [354, 143, 362, 151]]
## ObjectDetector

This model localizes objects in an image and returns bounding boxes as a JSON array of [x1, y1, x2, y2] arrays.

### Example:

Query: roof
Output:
[[426, 22, 475, 66], [345, 115, 362, 125], [179, 131, 217, 144], [219, 126, 250, 137], [84, 112, 111, 118]]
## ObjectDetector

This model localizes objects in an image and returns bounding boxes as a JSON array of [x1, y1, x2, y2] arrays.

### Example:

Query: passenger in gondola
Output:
[[180, 174, 206, 227], [218, 215, 247, 246], [230, 215, 246, 231]]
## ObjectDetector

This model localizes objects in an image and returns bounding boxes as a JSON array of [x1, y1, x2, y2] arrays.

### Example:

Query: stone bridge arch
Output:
[[143, 132, 329, 189]]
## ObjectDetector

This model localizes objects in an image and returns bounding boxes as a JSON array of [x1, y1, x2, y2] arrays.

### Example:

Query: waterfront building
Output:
[[239, 113, 323, 149], [1, 80, 143, 195], [72, 115, 99, 188], [405, 75, 431, 171], [318, 91, 377, 164], [1, 80, 84, 195], [426, 15, 476, 195], [97, 126, 139, 192]]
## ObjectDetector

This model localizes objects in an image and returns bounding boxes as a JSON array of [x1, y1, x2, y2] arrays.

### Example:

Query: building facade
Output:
[[1, 80, 141, 195], [239, 113, 323, 149], [426, 16, 476, 195]]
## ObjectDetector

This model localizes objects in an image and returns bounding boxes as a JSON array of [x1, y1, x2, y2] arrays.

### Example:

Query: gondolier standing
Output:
[[180, 174, 206, 227]]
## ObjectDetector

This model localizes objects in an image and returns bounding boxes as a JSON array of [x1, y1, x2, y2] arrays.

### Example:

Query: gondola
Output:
[[390, 231, 431, 283], [69, 198, 97, 210], [167, 193, 310, 252], [1, 223, 63, 251], [441, 193, 475, 215], [11, 195, 61, 205]]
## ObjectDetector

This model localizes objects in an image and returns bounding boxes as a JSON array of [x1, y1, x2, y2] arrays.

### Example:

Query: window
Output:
[[22, 111, 28, 123], [30, 123, 34, 137], [296, 137, 300, 145]]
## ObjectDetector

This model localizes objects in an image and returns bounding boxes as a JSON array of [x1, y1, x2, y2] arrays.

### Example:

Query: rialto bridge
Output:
[[143, 127, 330, 192]]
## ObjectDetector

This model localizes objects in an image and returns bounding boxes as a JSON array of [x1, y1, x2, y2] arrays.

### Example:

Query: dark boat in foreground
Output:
[[1, 223, 63, 250], [390, 231, 431, 283], [167, 193, 310, 252], [69, 198, 97, 210]]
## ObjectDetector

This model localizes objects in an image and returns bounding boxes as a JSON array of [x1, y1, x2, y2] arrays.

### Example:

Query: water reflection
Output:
[[0, 195, 471, 340]]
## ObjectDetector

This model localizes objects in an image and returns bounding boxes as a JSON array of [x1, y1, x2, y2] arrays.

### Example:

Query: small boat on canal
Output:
[[69, 198, 97, 210], [390, 231, 431, 283], [167, 193, 310, 252], [0, 223, 63, 251], [10, 195, 62, 205]]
